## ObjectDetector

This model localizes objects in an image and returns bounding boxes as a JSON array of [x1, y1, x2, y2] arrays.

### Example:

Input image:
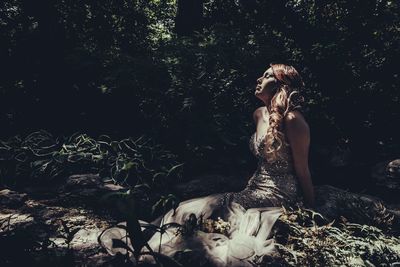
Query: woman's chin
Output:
[[254, 90, 262, 96]]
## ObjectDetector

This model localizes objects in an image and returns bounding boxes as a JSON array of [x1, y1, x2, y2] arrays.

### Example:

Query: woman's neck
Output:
[[263, 103, 272, 113]]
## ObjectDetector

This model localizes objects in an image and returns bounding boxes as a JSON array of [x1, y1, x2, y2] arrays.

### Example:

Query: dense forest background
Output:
[[1, 0, 399, 193]]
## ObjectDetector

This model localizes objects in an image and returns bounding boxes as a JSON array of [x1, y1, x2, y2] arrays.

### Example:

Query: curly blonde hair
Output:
[[263, 64, 305, 161]]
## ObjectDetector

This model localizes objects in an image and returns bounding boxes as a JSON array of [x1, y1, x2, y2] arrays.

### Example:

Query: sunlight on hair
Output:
[[264, 64, 305, 162]]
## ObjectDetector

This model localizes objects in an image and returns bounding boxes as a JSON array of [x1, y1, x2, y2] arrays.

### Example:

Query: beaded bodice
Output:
[[249, 132, 295, 176], [225, 132, 303, 208]]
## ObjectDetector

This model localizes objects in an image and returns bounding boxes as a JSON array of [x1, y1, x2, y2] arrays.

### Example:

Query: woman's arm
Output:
[[284, 111, 315, 208]]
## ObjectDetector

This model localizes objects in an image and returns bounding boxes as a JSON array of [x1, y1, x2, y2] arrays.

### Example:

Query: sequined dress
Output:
[[100, 132, 304, 267], [225, 131, 304, 209]]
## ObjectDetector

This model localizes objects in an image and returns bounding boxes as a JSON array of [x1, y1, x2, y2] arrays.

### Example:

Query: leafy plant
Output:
[[98, 190, 184, 266], [0, 130, 183, 189], [269, 206, 400, 266]]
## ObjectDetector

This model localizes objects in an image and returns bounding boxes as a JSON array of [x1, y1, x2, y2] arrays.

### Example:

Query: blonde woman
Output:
[[253, 63, 315, 208], [101, 64, 315, 266]]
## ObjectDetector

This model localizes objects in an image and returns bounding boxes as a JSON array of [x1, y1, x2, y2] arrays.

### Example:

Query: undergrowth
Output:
[[264, 206, 400, 266], [0, 130, 183, 189]]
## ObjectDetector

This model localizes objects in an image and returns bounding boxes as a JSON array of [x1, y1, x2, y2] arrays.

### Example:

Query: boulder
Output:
[[371, 159, 400, 202], [387, 159, 400, 179], [65, 173, 102, 189], [0, 193, 115, 265], [0, 189, 27, 208], [0, 212, 34, 232], [314, 184, 399, 231], [0, 176, 126, 266]]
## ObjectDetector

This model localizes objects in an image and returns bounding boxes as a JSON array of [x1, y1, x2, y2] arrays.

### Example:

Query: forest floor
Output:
[[0, 174, 125, 266], [1, 169, 400, 266]]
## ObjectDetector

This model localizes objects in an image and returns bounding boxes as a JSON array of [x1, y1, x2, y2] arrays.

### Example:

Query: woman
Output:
[[101, 64, 315, 266], [253, 63, 314, 208]]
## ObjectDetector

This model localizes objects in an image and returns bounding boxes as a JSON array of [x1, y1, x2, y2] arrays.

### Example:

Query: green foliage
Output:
[[1, 2, 399, 265], [269, 206, 400, 266], [0, 130, 183, 188], [152, 194, 179, 215], [1, 0, 399, 192], [99, 190, 185, 266]]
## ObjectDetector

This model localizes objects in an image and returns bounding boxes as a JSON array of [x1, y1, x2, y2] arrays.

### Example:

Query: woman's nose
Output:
[[257, 77, 262, 83]]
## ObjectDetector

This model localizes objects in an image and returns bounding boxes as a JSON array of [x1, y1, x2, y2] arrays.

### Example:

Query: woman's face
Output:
[[254, 67, 279, 101]]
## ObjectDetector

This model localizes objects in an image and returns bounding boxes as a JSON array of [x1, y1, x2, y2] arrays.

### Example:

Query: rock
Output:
[[23, 174, 126, 209], [65, 174, 102, 189], [0, 177, 122, 266], [0, 197, 115, 265], [0, 212, 34, 232], [0, 189, 27, 208], [371, 159, 400, 201], [58, 174, 125, 197], [21, 174, 124, 200], [314, 184, 399, 230], [70, 228, 103, 251], [387, 159, 400, 179], [103, 182, 124, 192]]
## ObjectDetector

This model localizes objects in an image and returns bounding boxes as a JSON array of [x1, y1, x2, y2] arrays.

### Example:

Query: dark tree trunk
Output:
[[175, 0, 204, 36]]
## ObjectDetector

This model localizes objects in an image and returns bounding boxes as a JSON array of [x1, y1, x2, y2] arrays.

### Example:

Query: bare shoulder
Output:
[[284, 110, 310, 135], [253, 107, 264, 123]]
